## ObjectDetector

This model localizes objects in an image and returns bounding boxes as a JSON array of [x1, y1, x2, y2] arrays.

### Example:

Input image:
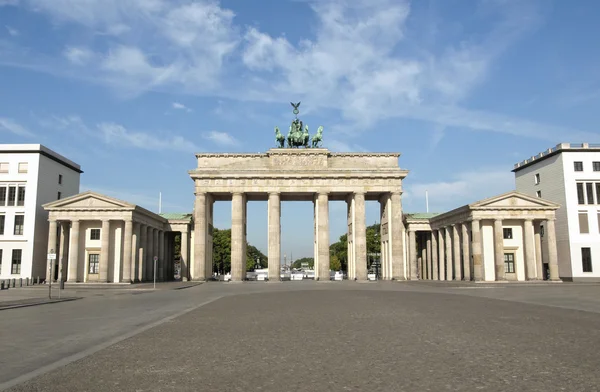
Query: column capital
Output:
[[124, 218, 133, 223], [269, 191, 280, 196], [102, 218, 111, 223], [195, 191, 207, 196], [353, 190, 366, 196], [524, 218, 533, 223], [494, 218, 503, 223], [545, 217, 556, 222]]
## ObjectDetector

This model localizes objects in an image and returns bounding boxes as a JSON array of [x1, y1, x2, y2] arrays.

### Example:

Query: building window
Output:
[[504, 253, 515, 273], [597, 184, 600, 205], [58, 174, 63, 185], [7, 186, 16, 206], [540, 225, 544, 237], [0, 249, 2, 270], [88, 254, 100, 274], [18, 162, 28, 173], [586, 183, 595, 204], [503, 228, 513, 239], [17, 186, 25, 206], [534, 173, 540, 185], [594, 162, 600, 172], [11, 249, 22, 274], [536, 190, 542, 198], [578, 212, 589, 234], [0, 162, 8, 173], [582, 247, 592, 272], [0, 215, 4, 235], [0, 186, 5, 206], [14, 215, 24, 235], [574, 161, 583, 171], [577, 183, 585, 204], [57, 192, 62, 200], [90, 229, 101, 240]]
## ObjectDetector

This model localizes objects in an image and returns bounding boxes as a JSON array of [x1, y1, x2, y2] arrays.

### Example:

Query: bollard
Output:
[[19, 278, 23, 287], [26, 277, 29, 286], [11, 278, 16, 288], [36, 276, 39, 285], [0, 280, 4, 290]]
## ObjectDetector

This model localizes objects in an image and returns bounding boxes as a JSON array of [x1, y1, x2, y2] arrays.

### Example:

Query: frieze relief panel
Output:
[[270, 154, 327, 168]]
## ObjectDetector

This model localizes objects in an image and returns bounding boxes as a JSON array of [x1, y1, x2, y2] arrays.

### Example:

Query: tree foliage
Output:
[[212, 228, 267, 274], [330, 254, 342, 271], [292, 257, 314, 269], [329, 223, 381, 271]]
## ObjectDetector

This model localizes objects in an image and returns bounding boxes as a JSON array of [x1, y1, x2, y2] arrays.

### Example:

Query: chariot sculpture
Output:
[[274, 102, 324, 148]]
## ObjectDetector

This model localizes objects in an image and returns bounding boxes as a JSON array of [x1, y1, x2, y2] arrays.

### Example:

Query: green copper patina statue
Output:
[[274, 101, 324, 148]]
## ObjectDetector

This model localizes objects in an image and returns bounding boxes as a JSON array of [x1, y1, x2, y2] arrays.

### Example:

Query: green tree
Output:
[[211, 228, 267, 273], [292, 257, 314, 269], [246, 244, 267, 271], [330, 254, 341, 271], [329, 224, 381, 271]]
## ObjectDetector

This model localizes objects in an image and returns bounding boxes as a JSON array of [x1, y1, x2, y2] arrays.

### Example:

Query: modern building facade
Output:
[[514, 143, 600, 282], [0, 144, 81, 281]]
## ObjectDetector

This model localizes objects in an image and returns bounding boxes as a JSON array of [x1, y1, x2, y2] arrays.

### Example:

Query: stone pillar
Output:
[[268, 192, 281, 281], [67, 220, 80, 282], [193, 192, 207, 281], [438, 228, 446, 281], [122, 219, 133, 283], [317, 193, 331, 280], [158, 230, 165, 281], [493, 219, 505, 281], [180, 229, 189, 281], [426, 233, 432, 280], [534, 222, 543, 280], [46, 219, 58, 283], [346, 196, 354, 280], [390, 192, 405, 280], [461, 222, 471, 281], [205, 196, 214, 279], [452, 224, 461, 281], [472, 219, 483, 281], [523, 219, 535, 280], [431, 230, 438, 280], [545, 218, 560, 281], [152, 228, 158, 281], [354, 192, 367, 281], [445, 227, 452, 280], [58, 221, 69, 282], [99, 219, 110, 283], [231, 192, 245, 281], [145, 226, 153, 281], [408, 230, 417, 280], [131, 223, 139, 282], [138, 224, 146, 282]]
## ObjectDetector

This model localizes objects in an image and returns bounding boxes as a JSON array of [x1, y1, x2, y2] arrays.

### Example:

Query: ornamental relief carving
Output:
[[197, 177, 400, 190], [271, 155, 327, 168]]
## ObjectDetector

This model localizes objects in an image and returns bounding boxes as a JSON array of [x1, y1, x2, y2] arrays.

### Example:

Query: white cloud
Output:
[[97, 122, 199, 152], [0, 0, 19, 6], [5, 25, 18, 36], [0, 117, 34, 136], [202, 131, 239, 147], [172, 102, 192, 112], [405, 167, 515, 213], [63, 47, 94, 65]]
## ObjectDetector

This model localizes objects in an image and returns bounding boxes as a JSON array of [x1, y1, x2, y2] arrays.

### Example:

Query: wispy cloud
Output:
[[0, 0, 19, 6], [202, 131, 239, 147], [63, 46, 94, 65], [0, 117, 34, 137], [5, 25, 19, 36], [172, 102, 192, 112]]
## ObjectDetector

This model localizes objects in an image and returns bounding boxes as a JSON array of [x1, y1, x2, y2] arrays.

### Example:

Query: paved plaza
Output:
[[2, 282, 600, 391]]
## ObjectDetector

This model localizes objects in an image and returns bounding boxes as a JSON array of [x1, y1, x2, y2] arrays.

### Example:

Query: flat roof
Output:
[[0, 144, 83, 173], [513, 142, 600, 173]]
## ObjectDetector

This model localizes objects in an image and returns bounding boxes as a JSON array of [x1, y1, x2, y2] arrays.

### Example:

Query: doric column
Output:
[[426, 233, 432, 280], [180, 229, 189, 281], [99, 219, 110, 283], [353, 192, 367, 281], [67, 220, 80, 282], [346, 196, 354, 280], [445, 227, 452, 280], [523, 219, 535, 280], [152, 228, 158, 281], [431, 230, 438, 280], [58, 221, 68, 282], [138, 224, 146, 282], [131, 222, 139, 282], [546, 218, 560, 281], [534, 222, 543, 280], [268, 192, 281, 281], [472, 219, 483, 281], [452, 224, 461, 281], [231, 192, 245, 281], [408, 229, 417, 280], [390, 192, 405, 280], [122, 219, 133, 283], [193, 192, 207, 281], [438, 228, 446, 281], [461, 222, 471, 280], [46, 219, 58, 283], [317, 192, 331, 280], [145, 226, 153, 281], [158, 230, 165, 281], [493, 219, 505, 281]]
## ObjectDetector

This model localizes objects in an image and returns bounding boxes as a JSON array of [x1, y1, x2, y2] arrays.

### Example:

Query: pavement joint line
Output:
[[0, 297, 81, 311], [0, 294, 225, 392]]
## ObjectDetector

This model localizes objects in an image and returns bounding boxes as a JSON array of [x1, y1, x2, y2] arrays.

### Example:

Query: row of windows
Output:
[[574, 161, 600, 172], [0, 249, 22, 274], [0, 214, 24, 235], [0, 162, 28, 174], [576, 182, 600, 205], [0, 185, 26, 207]]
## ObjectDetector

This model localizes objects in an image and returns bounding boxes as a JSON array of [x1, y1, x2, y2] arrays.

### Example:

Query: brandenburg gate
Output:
[[190, 149, 408, 282]]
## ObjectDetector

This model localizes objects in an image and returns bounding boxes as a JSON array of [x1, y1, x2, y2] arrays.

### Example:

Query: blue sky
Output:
[[1, 0, 599, 259]]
